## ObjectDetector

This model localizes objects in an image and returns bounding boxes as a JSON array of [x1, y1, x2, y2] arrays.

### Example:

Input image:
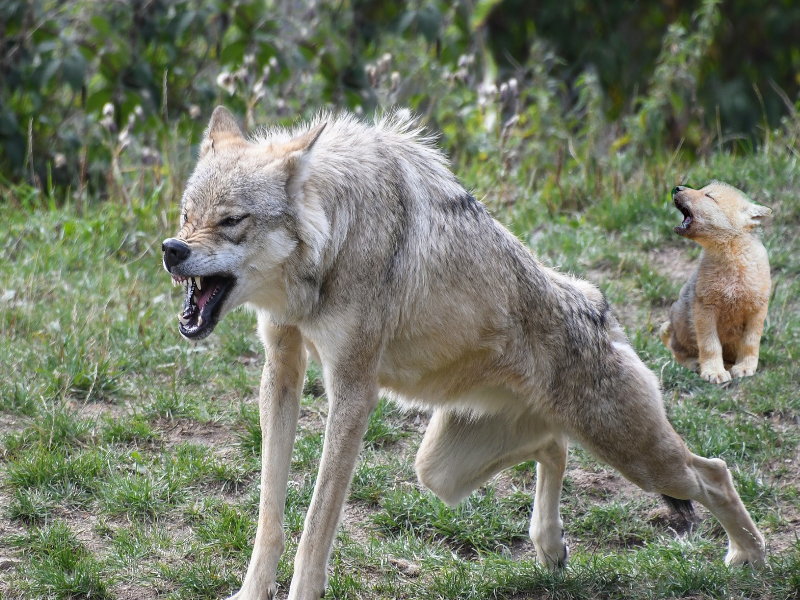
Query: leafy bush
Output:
[[1, 0, 799, 206]]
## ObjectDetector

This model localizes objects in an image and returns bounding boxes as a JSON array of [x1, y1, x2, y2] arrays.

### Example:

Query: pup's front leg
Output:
[[730, 307, 767, 379], [228, 322, 306, 600], [693, 303, 731, 384], [288, 365, 379, 600]]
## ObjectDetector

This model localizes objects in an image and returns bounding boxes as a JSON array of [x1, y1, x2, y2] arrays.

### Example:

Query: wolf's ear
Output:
[[279, 122, 327, 177], [284, 122, 327, 155], [746, 202, 772, 226], [199, 106, 246, 158]]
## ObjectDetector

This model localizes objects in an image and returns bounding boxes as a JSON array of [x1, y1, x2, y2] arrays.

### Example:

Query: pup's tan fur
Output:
[[162, 108, 765, 600], [660, 182, 772, 383]]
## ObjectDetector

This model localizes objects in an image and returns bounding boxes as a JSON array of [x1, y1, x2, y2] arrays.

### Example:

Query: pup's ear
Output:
[[746, 202, 772, 225], [749, 203, 772, 219], [199, 106, 246, 158]]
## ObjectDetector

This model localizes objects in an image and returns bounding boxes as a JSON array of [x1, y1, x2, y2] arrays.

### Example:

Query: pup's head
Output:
[[162, 106, 326, 340], [671, 181, 771, 244]]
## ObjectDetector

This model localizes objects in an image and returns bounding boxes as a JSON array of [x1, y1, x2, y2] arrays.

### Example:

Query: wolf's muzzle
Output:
[[162, 238, 190, 270]]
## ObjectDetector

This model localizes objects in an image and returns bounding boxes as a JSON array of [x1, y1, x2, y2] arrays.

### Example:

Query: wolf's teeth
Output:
[[197, 315, 203, 327], [196, 277, 202, 291], [179, 313, 190, 325]]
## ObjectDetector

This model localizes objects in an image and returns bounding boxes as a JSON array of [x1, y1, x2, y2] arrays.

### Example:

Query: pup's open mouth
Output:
[[673, 200, 693, 236], [171, 274, 234, 340]]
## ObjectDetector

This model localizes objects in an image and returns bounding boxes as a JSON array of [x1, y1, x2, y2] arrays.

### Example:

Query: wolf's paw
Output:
[[725, 543, 766, 569], [225, 582, 277, 600], [700, 368, 731, 384], [730, 363, 756, 379], [532, 530, 569, 570]]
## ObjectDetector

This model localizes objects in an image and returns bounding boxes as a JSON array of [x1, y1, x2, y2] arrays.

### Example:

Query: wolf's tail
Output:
[[662, 494, 694, 517], [659, 320, 672, 348]]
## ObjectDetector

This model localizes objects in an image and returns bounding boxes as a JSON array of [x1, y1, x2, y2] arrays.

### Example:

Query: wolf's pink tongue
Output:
[[196, 285, 216, 310]]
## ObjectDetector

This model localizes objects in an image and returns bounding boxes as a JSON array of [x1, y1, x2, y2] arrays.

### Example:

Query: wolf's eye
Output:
[[180, 212, 188, 226], [219, 215, 247, 227]]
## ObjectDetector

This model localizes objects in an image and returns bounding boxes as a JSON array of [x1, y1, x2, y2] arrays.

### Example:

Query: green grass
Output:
[[2, 132, 800, 600]]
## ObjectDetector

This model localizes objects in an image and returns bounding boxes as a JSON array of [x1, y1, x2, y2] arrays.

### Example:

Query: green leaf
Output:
[[85, 89, 112, 114], [415, 6, 442, 42], [90, 15, 112, 36], [0, 108, 20, 135], [62, 52, 87, 91], [220, 40, 248, 65], [471, 0, 503, 30], [36, 59, 61, 89]]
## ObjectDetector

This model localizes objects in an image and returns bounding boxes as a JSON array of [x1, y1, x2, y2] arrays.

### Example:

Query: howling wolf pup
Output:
[[162, 107, 765, 600], [661, 182, 772, 384]]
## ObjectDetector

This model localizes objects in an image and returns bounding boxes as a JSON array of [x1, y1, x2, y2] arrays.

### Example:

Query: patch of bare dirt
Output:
[[76, 399, 128, 420], [647, 246, 697, 283], [0, 413, 29, 440], [158, 417, 238, 450]]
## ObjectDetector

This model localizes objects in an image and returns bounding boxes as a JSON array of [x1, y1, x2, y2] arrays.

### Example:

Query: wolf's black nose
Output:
[[162, 238, 191, 269], [672, 185, 686, 195]]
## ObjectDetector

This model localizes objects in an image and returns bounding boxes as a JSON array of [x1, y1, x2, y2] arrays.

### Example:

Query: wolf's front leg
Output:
[[228, 322, 306, 600], [730, 307, 767, 379], [693, 303, 731, 384], [287, 367, 379, 600]]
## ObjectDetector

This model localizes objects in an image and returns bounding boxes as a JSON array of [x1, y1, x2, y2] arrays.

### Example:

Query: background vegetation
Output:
[[1, 0, 799, 598]]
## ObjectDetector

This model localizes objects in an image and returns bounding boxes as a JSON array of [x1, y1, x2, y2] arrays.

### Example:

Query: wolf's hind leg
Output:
[[616, 445, 765, 566], [661, 319, 700, 371], [574, 383, 765, 566], [415, 409, 569, 568], [659, 320, 672, 347]]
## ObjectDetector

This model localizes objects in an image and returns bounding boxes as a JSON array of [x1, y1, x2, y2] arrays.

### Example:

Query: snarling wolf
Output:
[[162, 107, 765, 599], [660, 182, 772, 384]]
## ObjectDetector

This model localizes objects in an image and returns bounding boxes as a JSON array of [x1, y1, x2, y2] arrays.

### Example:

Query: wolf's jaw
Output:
[[173, 274, 235, 339], [673, 199, 694, 236], [674, 214, 693, 235]]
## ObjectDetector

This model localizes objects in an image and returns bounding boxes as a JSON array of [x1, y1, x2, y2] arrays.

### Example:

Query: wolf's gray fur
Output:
[[163, 107, 765, 600]]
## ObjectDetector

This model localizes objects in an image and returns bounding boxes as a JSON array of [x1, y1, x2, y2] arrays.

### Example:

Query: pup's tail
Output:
[[659, 320, 672, 348], [662, 494, 694, 517]]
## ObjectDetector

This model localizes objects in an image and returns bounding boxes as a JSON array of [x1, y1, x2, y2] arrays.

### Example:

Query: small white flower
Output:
[[365, 64, 378, 87], [102, 102, 115, 118], [189, 105, 201, 119], [216, 71, 236, 96], [54, 153, 67, 168], [100, 115, 116, 132], [378, 52, 392, 74], [118, 126, 130, 150]]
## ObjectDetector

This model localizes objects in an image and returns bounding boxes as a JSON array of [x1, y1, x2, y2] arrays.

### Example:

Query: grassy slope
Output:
[[0, 146, 799, 599]]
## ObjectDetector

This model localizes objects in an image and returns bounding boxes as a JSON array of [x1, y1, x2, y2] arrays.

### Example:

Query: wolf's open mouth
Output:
[[674, 201, 693, 235], [171, 274, 234, 340]]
